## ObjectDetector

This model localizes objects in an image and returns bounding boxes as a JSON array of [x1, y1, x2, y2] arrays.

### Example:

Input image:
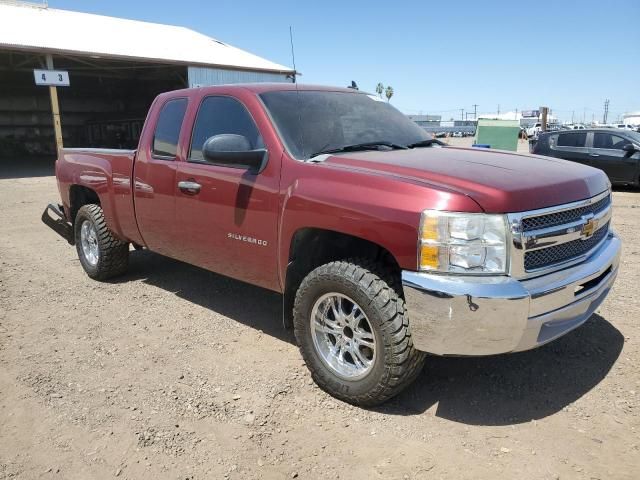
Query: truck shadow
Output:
[[118, 249, 295, 345], [119, 250, 623, 426], [377, 313, 623, 425]]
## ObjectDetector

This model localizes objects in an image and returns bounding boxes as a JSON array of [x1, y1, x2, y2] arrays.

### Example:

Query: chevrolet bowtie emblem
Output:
[[581, 217, 598, 239]]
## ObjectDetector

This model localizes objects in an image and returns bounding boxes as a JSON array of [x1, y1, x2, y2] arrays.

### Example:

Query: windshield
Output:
[[259, 90, 432, 160], [627, 130, 640, 143]]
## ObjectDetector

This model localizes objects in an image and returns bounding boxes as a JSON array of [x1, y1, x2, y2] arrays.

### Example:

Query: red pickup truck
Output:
[[43, 84, 621, 406]]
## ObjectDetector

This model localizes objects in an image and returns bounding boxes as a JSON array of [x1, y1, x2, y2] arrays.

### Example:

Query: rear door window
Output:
[[593, 133, 631, 150], [557, 132, 587, 147], [152, 98, 188, 159]]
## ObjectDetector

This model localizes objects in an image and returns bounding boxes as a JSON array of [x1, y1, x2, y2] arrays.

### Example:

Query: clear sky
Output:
[[49, 0, 639, 122]]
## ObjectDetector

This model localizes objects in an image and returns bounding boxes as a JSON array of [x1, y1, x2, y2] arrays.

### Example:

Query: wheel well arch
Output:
[[68, 185, 100, 224], [282, 227, 401, 327]]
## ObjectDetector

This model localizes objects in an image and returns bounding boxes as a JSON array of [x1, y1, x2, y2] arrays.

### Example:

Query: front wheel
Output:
[[293, 259, 425, 406], [74, 204, 129, 280]]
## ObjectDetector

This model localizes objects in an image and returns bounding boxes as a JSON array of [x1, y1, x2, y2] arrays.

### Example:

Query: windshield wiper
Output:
[[309, 141, 408, 160], [406, 139, 445, 148]]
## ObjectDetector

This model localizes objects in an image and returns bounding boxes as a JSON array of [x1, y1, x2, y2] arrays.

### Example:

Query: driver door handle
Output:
[[178, 180, 201, 195], [590, 153, 600, 157]]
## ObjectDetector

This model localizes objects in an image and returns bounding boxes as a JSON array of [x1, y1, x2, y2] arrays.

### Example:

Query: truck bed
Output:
[[56, 147, 141, 244]]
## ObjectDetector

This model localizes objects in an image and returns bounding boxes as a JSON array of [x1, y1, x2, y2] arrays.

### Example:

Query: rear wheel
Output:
[[74, 204, 129, 280], [293, 259, 425, 406]]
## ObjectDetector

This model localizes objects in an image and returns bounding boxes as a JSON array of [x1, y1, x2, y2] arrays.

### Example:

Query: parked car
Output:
[[43, 84, 621, 406], [526, 123, 542, 138], [525, 122, 555, 138], [532, 129, 640, 187], [616, 124, 636, 131]]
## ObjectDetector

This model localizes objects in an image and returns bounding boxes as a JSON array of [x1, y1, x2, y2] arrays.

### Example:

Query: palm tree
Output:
[[385, 86, 394, 102], [375, 82, 384, 98]]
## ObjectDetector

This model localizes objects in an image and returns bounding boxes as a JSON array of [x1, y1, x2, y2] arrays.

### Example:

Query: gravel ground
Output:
[[1, 170, 639, 480]]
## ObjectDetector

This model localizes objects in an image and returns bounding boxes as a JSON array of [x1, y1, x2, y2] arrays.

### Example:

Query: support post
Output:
[[45, 54, 63, 153], [540, 106, 549, 132]]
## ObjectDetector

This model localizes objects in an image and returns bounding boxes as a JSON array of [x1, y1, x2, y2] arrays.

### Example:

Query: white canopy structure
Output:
[[0, 2, 293, 73]]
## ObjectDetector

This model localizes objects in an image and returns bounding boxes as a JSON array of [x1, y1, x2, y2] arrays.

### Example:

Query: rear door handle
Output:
[[178, 180, 201, 195], [590, 153, 600, 157]]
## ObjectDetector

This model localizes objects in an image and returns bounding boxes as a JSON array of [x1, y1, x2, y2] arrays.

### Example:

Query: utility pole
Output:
[[460, 108, 464, 121], [45, 54, 63, 153], [603, 99, 610, 124], [472, 104, 478, 120], [497, 104, 500, 116], [571, 111, 575, 124]]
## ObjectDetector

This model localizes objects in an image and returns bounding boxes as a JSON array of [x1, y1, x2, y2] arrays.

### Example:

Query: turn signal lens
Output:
[[421, 216, 440, 241], [420, 245, 440, 269]]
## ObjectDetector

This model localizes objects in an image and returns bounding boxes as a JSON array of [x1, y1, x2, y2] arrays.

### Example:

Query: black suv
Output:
[[533, 129, 640, 187]]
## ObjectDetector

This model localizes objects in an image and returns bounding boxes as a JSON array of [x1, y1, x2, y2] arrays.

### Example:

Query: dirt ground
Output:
[[1, 165, 639, 479]]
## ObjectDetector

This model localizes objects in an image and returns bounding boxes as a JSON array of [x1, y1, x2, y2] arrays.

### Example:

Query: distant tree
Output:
[[376, 82, 384, 98], [385, 86, 394, 102]]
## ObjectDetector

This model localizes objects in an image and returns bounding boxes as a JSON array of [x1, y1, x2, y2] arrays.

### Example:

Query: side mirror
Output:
[[202, 134, 268, 174], [622, 143, 640, 158]]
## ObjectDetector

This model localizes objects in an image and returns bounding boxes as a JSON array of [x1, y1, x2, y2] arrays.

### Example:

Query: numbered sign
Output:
[[34, 70, 70, 87]]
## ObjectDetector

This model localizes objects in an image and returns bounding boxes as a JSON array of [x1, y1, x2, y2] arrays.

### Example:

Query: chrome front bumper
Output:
[[402, 232, 621, 356]]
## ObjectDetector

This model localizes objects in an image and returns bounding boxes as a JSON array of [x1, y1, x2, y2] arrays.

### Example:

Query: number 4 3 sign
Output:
[[34, 69, 70, 87]]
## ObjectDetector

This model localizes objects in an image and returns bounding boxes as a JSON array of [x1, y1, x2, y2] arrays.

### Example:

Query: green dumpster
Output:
[[474, 119, 520, 151]]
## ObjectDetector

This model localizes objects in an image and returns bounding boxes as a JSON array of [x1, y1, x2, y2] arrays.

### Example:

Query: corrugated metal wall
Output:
[[188, 66, 292, 87]]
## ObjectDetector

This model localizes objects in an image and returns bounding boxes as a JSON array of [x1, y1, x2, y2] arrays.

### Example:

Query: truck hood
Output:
[[321, 146, 609, 213]]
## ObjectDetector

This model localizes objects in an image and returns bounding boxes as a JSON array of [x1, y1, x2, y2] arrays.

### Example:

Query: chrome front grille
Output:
[[508, 190, 613, 278], [524, 222, 610, 270], [521, 194, 611, 232]]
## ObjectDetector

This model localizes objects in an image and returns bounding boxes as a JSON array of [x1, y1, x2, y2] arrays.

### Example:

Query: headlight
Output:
[[419, 210, 508, 274]]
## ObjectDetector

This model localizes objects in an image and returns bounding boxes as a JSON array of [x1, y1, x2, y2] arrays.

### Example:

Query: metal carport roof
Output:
[[0, 2, 294, 74]]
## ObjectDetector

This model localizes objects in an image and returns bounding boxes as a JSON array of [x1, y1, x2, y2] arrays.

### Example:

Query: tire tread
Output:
[[293, 258, 425, 406], [75, 204, 128, 280]]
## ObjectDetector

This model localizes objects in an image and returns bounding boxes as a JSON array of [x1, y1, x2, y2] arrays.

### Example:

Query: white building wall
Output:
[[622, 113, 640, 126], [188, 66, 292, 87]]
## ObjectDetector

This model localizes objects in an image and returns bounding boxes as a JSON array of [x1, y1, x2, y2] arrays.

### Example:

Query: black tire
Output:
[[293, 259, 425, 406], [74, 204, 129, 280]]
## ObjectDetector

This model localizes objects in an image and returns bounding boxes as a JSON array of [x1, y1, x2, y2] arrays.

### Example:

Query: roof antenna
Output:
[[289, 26, 306, 158], [289, 25, 297, 84]]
